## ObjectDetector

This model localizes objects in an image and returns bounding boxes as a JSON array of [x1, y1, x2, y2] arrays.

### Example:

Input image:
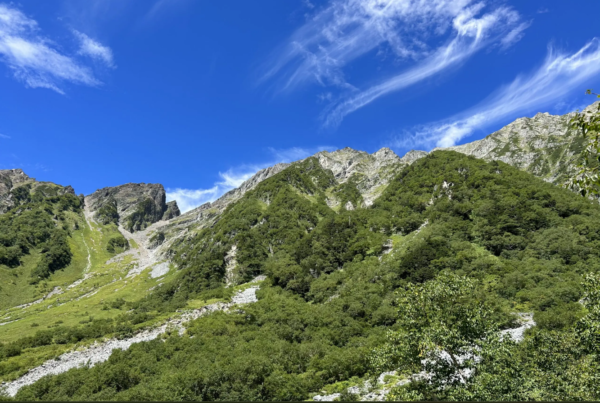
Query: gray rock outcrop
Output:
[[400, 149, 429, 165], [85, 183, 180, 232], [162, 200, 180, 220], [313, 147, 409, 206]]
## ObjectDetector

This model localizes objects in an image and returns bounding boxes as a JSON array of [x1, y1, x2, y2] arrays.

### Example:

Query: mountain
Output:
[[0, 169, 76, 214], [1, 103, 599, 401], [85, 183, 180, 232], [434, 101, 600, 185]]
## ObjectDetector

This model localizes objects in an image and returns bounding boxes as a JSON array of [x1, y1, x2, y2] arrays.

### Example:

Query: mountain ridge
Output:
[[1, 103, 600, 400]]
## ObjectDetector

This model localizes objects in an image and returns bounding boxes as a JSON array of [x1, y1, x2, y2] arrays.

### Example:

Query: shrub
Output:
[[107, 234, 129, 253]]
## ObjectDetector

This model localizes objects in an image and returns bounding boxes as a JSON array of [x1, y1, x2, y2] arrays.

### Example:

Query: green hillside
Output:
[[6, 151, 599, 401]]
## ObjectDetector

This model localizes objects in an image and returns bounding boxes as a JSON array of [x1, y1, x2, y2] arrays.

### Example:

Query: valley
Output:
[[0, 103, 599, 401]]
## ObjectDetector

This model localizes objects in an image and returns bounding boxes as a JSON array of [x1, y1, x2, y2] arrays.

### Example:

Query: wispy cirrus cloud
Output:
[[72, 29, 114, 67], [0, 3, 109, 93], [166, 145, 335, 213], [260, 0, 527, 127], [391, 39, 600, 149], [0, 133, 10, 139]]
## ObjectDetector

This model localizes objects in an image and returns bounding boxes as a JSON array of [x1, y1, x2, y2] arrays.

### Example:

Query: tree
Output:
[[371, 272, 501, 401], [566, 90, 600, 197], [577, 272, 600, 354]]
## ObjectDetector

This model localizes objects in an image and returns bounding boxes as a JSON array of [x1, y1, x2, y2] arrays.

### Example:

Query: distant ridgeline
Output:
[[2, 103, 600, 401]]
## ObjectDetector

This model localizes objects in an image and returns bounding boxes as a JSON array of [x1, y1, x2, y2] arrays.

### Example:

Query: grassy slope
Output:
[[0, 211, 182, 382]]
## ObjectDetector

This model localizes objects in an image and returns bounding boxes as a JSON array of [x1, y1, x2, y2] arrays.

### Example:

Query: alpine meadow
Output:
[[1, 0, 600, 401]]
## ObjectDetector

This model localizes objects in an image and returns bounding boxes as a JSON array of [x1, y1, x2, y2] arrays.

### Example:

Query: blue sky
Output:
[[1, 0, 599, 212]]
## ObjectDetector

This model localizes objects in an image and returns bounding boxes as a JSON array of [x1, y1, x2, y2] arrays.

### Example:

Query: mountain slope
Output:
[[434, 101, 600, 185], [1, 103, 600, 400], [0, 169, 76, 214], [9, 150, 600, 401]]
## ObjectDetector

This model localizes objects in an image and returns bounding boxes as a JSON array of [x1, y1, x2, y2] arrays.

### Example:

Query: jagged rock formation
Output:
[[162, 200, 180, 220], [85, 183, 180, 232], [315, 147, 404, 206], [312, 147, 437, 206], [0, 169, 75, 214], [400, 149, 429, 165], [426, 101, 600, 185]]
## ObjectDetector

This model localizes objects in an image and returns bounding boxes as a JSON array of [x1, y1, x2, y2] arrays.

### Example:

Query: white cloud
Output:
[[261, 0, 527, 126], [72, 30, 114, 67], [165, 186, 220, 214], [395, 39, 600, 148], [0, 3, 101, 93], [166, 146, 336, 213], [323, 5, 528, 127], [0, 133, 10, 139], [166, 168, 258, 213]]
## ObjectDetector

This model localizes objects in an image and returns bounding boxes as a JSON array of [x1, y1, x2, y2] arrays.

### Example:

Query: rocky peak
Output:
[[86, 183, 180, 232], [315, 148, 369, 181], [0, 169, 31, 186], [0, 169, 75, 214], [311, 147, 403, 206], [400, 150, 429, 165], [0, 169, 31, 213], [372, 147, 401, 163], [314, 147, 401, 183]]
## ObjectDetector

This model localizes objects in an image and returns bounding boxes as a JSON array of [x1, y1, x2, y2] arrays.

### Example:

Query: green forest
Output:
[[2, 150, 598, 401]]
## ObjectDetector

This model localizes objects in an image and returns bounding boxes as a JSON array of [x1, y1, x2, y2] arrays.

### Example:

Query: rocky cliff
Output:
[[0, 169, 75, 214], [85, 183, 180, 232]]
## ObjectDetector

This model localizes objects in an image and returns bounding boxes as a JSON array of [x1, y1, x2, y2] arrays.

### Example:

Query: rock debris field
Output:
[[1, 286, 260, 397]]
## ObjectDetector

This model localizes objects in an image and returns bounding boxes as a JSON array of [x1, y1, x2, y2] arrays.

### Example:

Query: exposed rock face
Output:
[[162, 200, 180, 220], [416, 101, 600, 186], [0, 169, 75, 214], [0, 169, 32, 213], [400, 150, 429, 165], [314, 147, 408, 206], [85, 183, 180, 232]]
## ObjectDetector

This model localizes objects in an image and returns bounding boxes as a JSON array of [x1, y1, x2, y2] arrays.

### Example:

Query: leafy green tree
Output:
[[566, 90, 600, 196], [371, 272, 501, 400], [577, 272, 600, 354], [446, 273, 600, 401]]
